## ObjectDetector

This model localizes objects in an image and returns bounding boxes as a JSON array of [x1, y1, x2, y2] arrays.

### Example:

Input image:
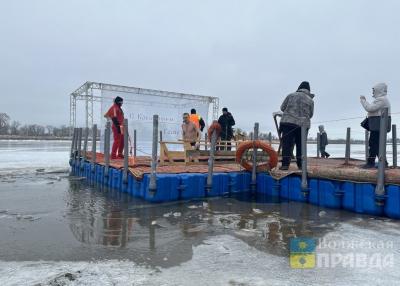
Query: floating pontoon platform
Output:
[[70, 153, 400, 219]]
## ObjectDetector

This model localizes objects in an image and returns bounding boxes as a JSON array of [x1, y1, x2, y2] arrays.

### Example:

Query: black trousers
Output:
[[320, 146, 330, 158], [368, 131, 380, 165], [219, 134, 232, 151], [280, 123, 302, 167]]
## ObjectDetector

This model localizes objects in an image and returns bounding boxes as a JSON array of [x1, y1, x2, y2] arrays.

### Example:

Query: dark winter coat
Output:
[[218, 112, 235, 140], [320, 132, 328, 148]]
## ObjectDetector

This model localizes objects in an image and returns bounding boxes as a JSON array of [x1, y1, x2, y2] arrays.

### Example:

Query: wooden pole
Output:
[[376, 108, 388, 197], [251, 122, 259, 191], [77, 128, 82, 162], [301, 124, 308, 191], [70, 128, 77, 159], [365, 129, 369, 163], [104, 121, 111, 177], [91, 124, 97, 172], [133, 129, 137, 158], [206, 131, 217, 192], [345, 127, 351, 165], [392, 124, 397, 168], [123, 119, 129, 184], [149, 115, 158, 192]]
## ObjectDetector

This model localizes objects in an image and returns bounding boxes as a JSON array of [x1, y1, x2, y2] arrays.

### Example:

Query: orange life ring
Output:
[[236, 140, 278, 171]]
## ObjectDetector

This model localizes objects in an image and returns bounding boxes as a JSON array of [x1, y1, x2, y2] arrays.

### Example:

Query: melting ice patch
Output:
[[1, 234, 399, 286]]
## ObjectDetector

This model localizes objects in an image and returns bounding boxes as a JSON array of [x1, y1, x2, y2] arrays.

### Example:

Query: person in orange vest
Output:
[[189, 109, 205, 132], [104, 96, 125, 159]]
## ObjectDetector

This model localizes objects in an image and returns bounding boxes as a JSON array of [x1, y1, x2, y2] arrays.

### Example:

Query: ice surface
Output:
[[0, 140, 70, 175], [1, 232, 399, 286]]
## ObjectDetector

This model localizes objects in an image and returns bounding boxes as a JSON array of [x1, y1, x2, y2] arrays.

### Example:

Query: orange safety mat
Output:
[[85, 152, 243, 180]]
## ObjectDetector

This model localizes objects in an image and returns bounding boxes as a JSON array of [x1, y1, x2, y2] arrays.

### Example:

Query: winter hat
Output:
[[114, 96, 123, 104], [222, 107, 228, 112], [297, 81, 310, 92]]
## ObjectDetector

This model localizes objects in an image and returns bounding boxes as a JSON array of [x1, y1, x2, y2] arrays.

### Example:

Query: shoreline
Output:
[[0, 137, 369, 144], [0, 135, 71, 141]]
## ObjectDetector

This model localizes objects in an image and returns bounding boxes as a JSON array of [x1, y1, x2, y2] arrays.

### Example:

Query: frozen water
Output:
[[0, 140, 70, 175], [1, 232, 399, 286], [1, 140, 400, 285]]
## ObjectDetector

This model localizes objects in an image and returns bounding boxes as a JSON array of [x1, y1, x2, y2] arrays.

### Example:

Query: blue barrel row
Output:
[[71, 161, 252, 202], [71, 160, 400, 219], [256, 173, 400, 219]]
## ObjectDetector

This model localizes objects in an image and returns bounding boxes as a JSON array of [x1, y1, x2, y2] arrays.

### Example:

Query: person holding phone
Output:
[[360, 83, 391, 168]]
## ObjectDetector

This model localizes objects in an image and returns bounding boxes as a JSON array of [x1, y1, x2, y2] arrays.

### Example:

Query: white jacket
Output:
[[360, 83, 391, 117]]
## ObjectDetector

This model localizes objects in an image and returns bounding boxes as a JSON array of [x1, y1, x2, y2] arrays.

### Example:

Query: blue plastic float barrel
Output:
[[179, 174, 206, 199]]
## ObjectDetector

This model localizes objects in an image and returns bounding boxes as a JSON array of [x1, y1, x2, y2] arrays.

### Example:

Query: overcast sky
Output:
[[0, 0, 399, 138]]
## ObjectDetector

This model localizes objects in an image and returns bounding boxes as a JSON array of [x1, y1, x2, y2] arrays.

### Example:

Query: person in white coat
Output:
[[360, 83, 391, 168]]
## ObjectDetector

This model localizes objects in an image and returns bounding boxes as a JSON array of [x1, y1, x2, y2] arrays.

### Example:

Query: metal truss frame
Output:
[[69, 81, 219, 130]]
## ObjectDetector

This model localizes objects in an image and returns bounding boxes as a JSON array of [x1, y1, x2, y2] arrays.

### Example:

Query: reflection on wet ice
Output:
[[66, 178, 349, 266]]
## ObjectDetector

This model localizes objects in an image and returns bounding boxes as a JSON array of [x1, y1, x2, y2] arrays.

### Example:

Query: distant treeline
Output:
[[0, 113, 70, 137], [1, 113, 398, 143]]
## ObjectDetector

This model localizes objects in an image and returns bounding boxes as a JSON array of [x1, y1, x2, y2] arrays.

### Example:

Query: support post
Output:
[[104, 121, 111, 177], [206, 131, 217, 192], [375, 108, 388, 198], [345, 127, 351, 165], [365, 129, 369, 163], [149, 115, 158, 192], [392, 124, 397, 168], [123, 119, 129, 184], [83, 127, 89, 161], [70, 128, 77, 159], [133, 129, 137, 158], [205, 133, 208, 151], [316, 132, 320, 158], [268, 132, 272, 145], [273, 113, 283, 155], [251, 123, 259, 191], [77, 128, 82, 162], [301, 124, 308, 191], [159, 130, 163, 142], [91, 124, 97, 172]]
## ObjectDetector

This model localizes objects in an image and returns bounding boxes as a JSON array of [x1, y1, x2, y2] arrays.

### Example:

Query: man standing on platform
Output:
[[279, 81, 314, 170], [182, 112, 200, 148], [218, 107, 235, 150], [104, 96, 125, 159], [189, 108, 205, 133]]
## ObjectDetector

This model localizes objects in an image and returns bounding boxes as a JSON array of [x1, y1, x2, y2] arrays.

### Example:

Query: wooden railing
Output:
[[159, 139, 244, 165]]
